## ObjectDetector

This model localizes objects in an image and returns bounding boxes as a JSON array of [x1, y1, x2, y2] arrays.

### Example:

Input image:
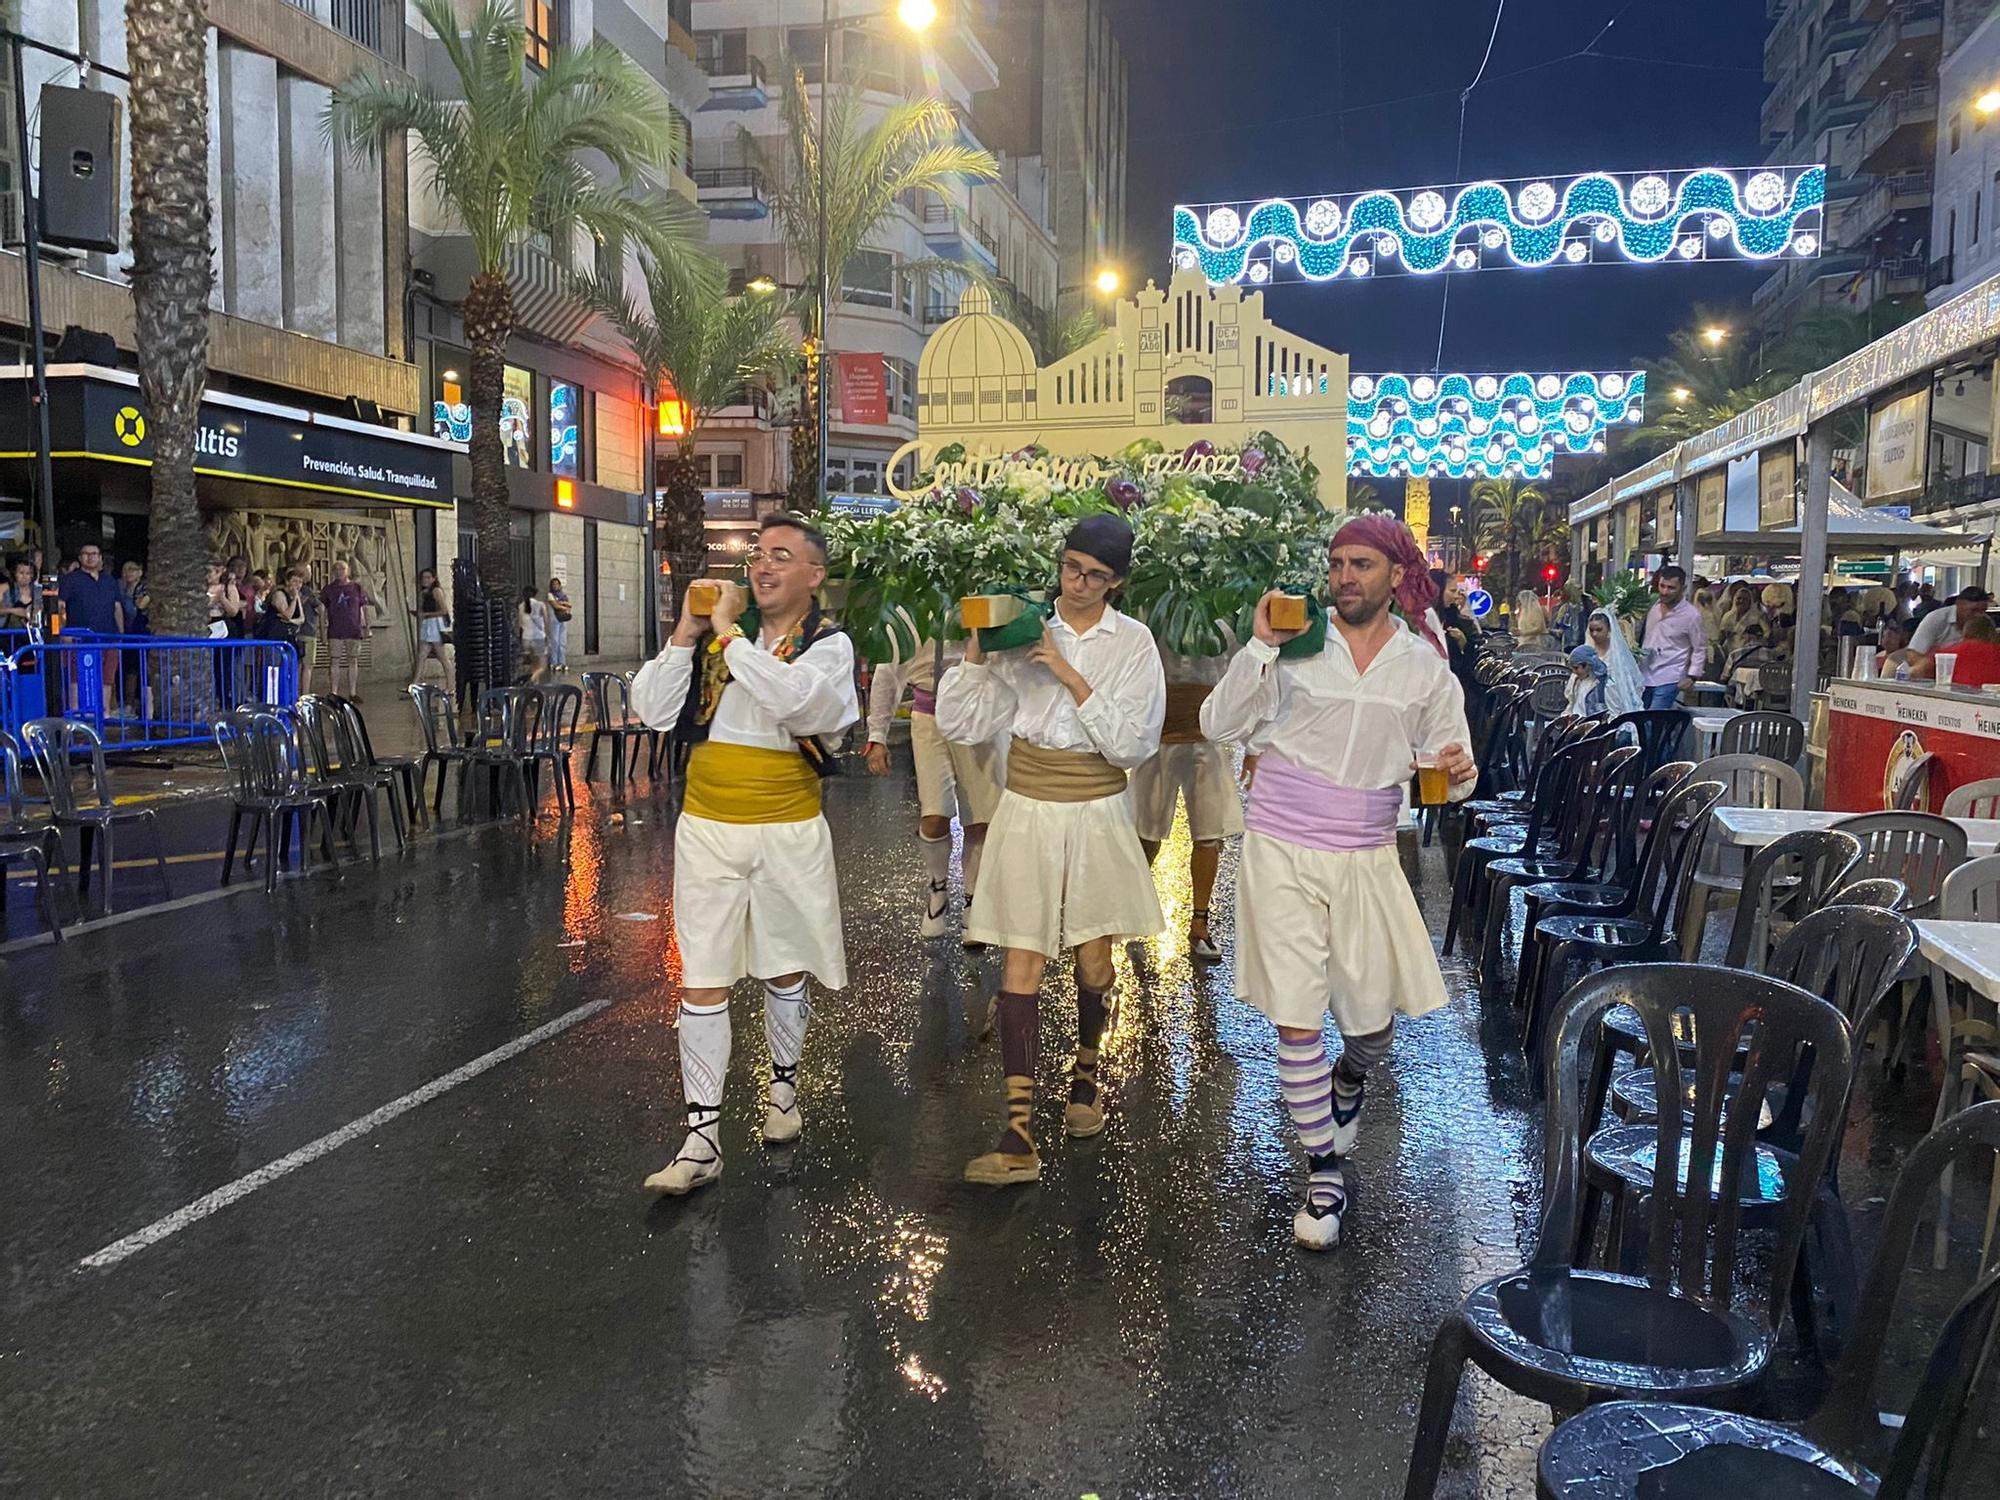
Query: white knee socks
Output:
[[764, 977, 811, 1117], [919, 835, 951, 913], [677, 998, 732, 1163]]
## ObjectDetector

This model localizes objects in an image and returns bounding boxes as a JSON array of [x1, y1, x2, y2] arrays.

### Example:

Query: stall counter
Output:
[[1824, 677, 2000, 812]]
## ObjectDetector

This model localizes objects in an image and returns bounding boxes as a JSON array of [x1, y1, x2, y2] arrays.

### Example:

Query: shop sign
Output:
[[1697, 469, 1726, 534], [1759, 444, 1796, 529], [1829, 682, 2000, 742], [30, 377, 456, 507], [1865, 388, 1931, 500]]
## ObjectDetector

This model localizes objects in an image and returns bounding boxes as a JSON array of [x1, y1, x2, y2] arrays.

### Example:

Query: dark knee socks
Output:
[[995, 990, 1040, 1155], [1070, 979, 1109, 1108]]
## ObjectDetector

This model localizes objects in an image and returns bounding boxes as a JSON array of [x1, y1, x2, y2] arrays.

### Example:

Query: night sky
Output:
[[1104, 0, 1775, 378]]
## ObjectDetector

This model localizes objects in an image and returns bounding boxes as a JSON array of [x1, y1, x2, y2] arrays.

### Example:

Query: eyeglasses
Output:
[[1061, 558, 1117, 587], [746, 546, 808, 567]]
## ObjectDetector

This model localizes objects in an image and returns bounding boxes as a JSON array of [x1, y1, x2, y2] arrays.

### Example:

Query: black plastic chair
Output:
[[1718, 828, 1863, 972], [1718, 710, 1806, 765], [1822, 875, 1907, 910], [215, 710, 337, 894], [1533, 1102, 2000, 1500], [1609, 709, 1692, 775], [1402, 965, 1852, 1500], [295, 695, 397, 859], [328, 693, 425, 829], [408, 683, 476, 819], [0, 729, 64, 940], [1447, 735, 1598, 958], [1519, 780, 1727, 1064], [582, 670, 659, 790], [462, 687, 538, 821], [524, 683, 583, 815], [19, 717, 169, 914]]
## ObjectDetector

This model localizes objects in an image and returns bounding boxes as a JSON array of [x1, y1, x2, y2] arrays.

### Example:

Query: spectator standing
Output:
[[411, 568, 452, 687], [1, 557, 38, 628], [321, 561, 374, 701], [1637, 564, 1705, 710], [206, 562, 242, 637], [259, 568, 303, 647], [293, 563, 321, 695], [58, 543, 125, 710], [1912, 582, 1941, 621], [517, 584, 551, 683], [546, 577, 572, 672]]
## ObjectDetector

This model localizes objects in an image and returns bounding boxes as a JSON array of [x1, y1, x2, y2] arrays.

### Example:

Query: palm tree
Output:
[[982, 279, 1104, 366], [572, 258, 796, 601], [755, 72, 999, 510], [126, 0, 214, 634], [1471, 475, 1560, 601], [329, 0, 710, 599]]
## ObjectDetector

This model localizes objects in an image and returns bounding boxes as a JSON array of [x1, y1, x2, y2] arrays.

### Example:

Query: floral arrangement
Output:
[[817, 432, 1351, 661]]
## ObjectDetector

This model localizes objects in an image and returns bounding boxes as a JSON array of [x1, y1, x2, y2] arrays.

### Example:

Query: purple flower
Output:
[[1107, 478, 1142, 512], [1183, 439, 1216, 460], [1012, 446, 1038, 462], [955, 486, 980, 516], [1241, 447, 1267, 477]]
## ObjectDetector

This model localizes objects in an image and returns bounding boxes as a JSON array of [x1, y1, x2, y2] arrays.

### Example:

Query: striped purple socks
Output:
[[1278, 1034, 1345, 1214]]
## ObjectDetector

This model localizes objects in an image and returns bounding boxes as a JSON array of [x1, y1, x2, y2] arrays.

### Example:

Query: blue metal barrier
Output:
[[1, 634, 299, 748]]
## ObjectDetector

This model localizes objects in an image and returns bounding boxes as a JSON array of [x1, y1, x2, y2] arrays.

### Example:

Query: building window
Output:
[[900, 267, 918, 320], [432, 346, 471, 442], [1950, 207, 1959, 259], [714, 452, 745, 488], [1952, 113, 1964, 153], [503, 365, 536, 469], [842, 249, 895, 308], [527, 0, 560, 71], [786, 27, 824, 84], [550, 381, 582, 477], [1979, 193, 1986, 248]]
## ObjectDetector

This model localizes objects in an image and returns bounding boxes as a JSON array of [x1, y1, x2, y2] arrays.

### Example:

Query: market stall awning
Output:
[[1694, 480, 1987, 557]]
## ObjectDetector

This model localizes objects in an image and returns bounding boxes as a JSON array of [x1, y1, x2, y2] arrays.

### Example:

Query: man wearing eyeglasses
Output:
[[630, 513, 859, 1197], [936, 514, 1166, 1187]]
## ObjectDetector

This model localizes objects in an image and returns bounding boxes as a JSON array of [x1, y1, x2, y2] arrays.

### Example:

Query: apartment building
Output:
[[1753, 0, 1943, 337], [1925, 1, 2000, 304], [409, 0, 710, 663], [0, 0, 461, 679], [685, 0, 1061, 530]]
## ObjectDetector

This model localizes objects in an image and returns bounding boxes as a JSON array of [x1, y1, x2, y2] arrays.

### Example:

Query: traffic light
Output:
[[1472, 554, 1488, 573], [1543, 562, 1560, 583]]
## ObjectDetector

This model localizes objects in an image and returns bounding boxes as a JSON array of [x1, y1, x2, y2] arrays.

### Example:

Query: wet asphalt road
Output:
[[0, 756, 1556, 1498]]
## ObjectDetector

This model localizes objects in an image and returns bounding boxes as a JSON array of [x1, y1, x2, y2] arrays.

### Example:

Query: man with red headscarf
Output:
[[1200, 515, 1475, 1249]]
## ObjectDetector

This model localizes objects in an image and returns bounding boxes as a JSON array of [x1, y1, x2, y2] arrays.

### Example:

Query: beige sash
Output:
[[1007, 737, 1128, 803]]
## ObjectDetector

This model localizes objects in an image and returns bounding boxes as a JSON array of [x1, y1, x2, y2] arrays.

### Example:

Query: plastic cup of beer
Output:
[[1937, 652, 1958, 689], [1415, 753, 1450, 807], [686, 579, 722, 616]]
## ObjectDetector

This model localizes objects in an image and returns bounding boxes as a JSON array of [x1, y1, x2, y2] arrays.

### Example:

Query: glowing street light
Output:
[[1672, 387, 1691, 405], [745, 275, 778, 295], [1702, 325, 1729, 346], [1093, 267, 1122, 295], [897, 0, 938, 31], [1978, 87, 2000, 116]]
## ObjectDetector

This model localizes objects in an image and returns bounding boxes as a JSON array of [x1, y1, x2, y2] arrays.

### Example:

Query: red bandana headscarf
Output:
[[1329, 515, 1446, 658]]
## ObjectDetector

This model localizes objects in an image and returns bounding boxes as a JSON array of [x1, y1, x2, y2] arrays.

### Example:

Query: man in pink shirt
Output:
[[1639, 565, 1705, 710]]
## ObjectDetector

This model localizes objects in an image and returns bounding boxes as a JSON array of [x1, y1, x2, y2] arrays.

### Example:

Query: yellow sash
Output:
[[1007, 737, 1128, 802], [684, 741, 823, 824]]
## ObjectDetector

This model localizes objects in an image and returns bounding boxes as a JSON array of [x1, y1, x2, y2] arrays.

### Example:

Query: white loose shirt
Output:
[[630, 630, 859, 752], [1200, 618, 1474, 799], [866, 637, 965, 745], [1910, 607, 1969, 657], [935, 603, 1165, 771]]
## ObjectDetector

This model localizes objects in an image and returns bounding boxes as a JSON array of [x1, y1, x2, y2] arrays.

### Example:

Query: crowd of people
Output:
[[628, 508, 1477, 1253]]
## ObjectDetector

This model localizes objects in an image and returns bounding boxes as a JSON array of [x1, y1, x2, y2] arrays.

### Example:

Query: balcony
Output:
[[1844, 168, 1932, 239], [1928, 252, 1957, 292], [921, 203, 998, 271], [282, 0, 403, 66], [695, 49, 769, 111], [1915, 469, 2000, 518], [1879, 252, 1928, 295], [1847, 1, 1942, 102], [692, 166, 770, 221], [1849, 0, 1894, 25], [1856, 85, 1939, 173]]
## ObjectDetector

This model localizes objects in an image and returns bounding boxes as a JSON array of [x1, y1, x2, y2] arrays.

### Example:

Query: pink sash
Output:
[[1245, 754, 1402, 852], [911, 686, 938, 716]]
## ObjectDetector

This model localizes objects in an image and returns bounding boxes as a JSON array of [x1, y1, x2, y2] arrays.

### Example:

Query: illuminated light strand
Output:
[[1337, 370, 1646, 481], [1173, 167, 1824, 286]]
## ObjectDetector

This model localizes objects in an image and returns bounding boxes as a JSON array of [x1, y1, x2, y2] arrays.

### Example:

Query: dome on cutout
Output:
[[919, 284, 1038, 392]]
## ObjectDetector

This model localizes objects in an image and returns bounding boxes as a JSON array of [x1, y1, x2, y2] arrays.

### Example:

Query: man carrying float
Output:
[[935, 514, 1166, 1186], [630, 513, 859, 1197], [1200, 516, 1475, 1248]]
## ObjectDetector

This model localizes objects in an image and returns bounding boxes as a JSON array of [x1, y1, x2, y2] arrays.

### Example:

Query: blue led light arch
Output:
[[1339, 371, 1646, 481], [1175, 167, 1824, 286]]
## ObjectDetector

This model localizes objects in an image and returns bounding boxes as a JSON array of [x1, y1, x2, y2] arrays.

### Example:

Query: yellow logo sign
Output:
[[114, 407, 146, 447]]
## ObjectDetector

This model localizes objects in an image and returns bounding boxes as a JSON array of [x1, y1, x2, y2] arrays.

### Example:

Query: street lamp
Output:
[[1977, 87, 2000, 116], [1093, 266, 1122, 296], [746, 275, 779, 295], [1702, 325, 1729, 347], [1672, 387, 1691, 405], [815, 0, 935, 511]]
